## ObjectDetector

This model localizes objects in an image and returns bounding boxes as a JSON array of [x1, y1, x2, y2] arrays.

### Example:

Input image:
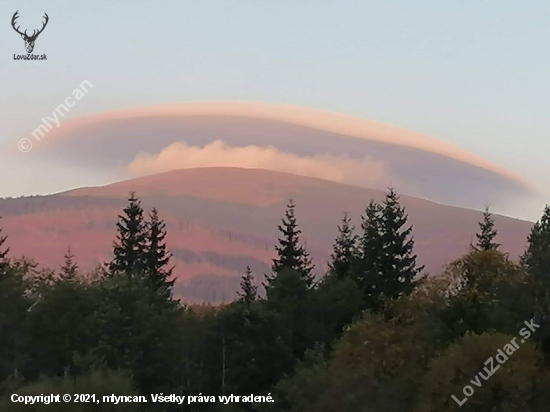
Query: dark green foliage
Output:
[[88, 275, 183, 395], [357, 199, 383, 303], [172, 305, 220, 399], [522, 205, 550, 355], [238, 266, 257, 306], [0, 260, 34, 384], [22, 278, 98, 380], [144, 208, 174, 296], [0, 217, 10, 271], [19, 272, 183, 397], [108, 192, 148, 278], [3, 196, 550, 412], [328, 213, 358, 281], [475, 206, 500, 251], [60, 247, 78, 280], [212, 303, 295, 399], [522, 205, 550, 283], [357, 189, 423, 309], [0, 369, 140, 411], [268, 201, 314, 289], [440, 249, 534, 337], [277, 280, 453, 412], [266, 268, 311, 358], [278, 255, 549, 412], [108, 197, 174, 296], [379, 188, 423, 300], [418, 333, 550, 412], [307, 275, 364, 346]]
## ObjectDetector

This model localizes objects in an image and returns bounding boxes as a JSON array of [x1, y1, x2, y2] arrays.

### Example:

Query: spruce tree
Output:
[[329, 213, 358, 280], [358, 190, 423, 308], [238, 266, 257, 306], [379, 188, 423, 300], [523, 206, 550, 355], [60, 247, 78, 280], [108, 192, 148, 279], [0, 217, 9, 271], [357, 200, 384, 303], [475, 206, 500, 251], [144, 208, 174, 295], [268, 200, 315, 289], [522, 205, 550, 283]]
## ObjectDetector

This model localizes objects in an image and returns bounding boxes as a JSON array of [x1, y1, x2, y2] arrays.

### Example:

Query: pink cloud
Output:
[[35, 101, 527, 187], [128, 140, 390, 189]]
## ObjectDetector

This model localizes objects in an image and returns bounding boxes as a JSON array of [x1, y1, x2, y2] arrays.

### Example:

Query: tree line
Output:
[[1, 190, 550, 411]]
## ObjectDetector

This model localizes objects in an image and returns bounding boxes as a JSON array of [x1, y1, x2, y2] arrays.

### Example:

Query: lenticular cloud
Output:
[[30, 102, 535, 213]]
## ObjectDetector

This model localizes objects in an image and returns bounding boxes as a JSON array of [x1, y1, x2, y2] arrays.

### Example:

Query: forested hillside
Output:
[[1, 190, 550, 411]]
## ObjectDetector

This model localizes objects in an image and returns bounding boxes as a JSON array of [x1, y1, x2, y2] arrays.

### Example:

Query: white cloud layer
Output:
[[128, 140, 389, 188]]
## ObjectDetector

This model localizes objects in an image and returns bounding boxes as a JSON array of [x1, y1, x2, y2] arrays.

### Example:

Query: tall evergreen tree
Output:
[[475, 206, 500, 251], [0, 217, 10, 271], [238, 266, 257, 306], [522, 205, 550, 283], [108, 192, 148, 279], [357, 200, 384, 304], [144, 208, 174, 295], [60, 247, 78, 280], [378, 188, 423, 300], [523, 206, 550, 356], [329, 213, 358, 280], [267, 200, 315, 288], [358, 190, 422, 308]]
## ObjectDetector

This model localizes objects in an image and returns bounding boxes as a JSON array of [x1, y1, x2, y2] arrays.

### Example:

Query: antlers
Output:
[[33, 13, 49, 39], [11, 11, 25, 37], [11, 11, 49, 39]]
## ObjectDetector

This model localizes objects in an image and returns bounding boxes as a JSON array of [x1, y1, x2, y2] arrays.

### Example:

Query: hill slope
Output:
[[0, 167, 532, 302]]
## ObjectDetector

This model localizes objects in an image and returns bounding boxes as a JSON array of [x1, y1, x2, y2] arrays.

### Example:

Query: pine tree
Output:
[[0, 217, 10, 271], [144, 208, 174, 295], [475, 206, 500, 251], [268, 200, 315, 289], [108, 192, 148, 279], [522, 205, 550, 283], [329, 213, 358, 280], [60, 247, 78, 280], [238, 266, 257, 306]]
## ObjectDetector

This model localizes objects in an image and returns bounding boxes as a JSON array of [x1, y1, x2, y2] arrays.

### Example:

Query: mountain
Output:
[[0, 167, 532, 302]]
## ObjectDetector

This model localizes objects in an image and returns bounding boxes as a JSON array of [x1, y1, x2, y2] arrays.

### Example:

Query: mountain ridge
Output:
[[0, 167, 532, 302]]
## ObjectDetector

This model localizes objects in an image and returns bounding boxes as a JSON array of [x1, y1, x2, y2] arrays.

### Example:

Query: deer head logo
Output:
[[11, 11, 49, 54]]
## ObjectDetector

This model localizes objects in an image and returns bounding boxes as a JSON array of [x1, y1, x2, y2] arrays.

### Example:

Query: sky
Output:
[[0, 0, 549, 220]]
